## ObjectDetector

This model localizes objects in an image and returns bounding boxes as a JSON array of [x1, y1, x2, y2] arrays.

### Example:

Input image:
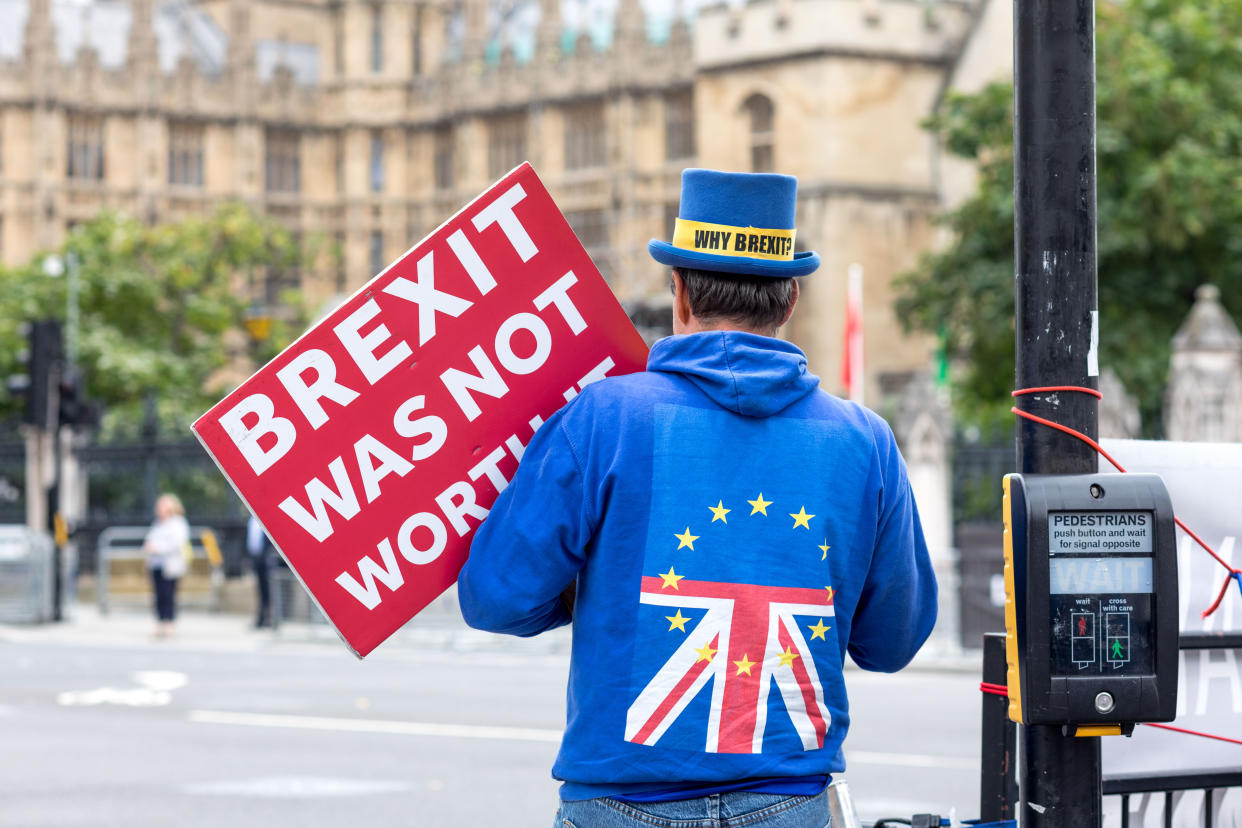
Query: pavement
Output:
[[0, 590, 983, 674], [0, 598, 571, 659], [1, 595, 986, 827]]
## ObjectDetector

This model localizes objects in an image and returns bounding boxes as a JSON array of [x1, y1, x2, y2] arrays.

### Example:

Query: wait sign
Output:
[[194, 165, 649, 657]]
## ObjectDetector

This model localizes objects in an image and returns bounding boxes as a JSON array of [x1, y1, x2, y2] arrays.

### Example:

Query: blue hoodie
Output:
[[458, 331, 937, 801]]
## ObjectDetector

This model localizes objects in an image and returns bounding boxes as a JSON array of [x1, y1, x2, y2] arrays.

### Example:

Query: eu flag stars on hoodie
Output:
[[458, 331, 938, 802]]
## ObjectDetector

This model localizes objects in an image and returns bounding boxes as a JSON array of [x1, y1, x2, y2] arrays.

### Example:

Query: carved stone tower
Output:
[[1165, 285, 1242, 442]]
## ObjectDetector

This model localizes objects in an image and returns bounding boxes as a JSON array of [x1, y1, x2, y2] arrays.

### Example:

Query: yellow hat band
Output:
[[672, 218, 797, 262]]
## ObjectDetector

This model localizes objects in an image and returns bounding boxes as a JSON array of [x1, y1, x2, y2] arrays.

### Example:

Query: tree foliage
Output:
[[0, 204, 314, 435], [896, 0, 1242, 432]]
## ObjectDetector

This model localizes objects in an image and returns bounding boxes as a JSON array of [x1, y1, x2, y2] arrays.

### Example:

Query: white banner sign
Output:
[[1099, 439, 1242, 783]]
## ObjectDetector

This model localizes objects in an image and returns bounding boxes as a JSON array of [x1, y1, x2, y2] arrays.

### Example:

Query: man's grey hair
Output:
[[672, 268, 796, 332]]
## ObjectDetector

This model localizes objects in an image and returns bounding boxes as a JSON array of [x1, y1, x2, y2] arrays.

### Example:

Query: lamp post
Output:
[[42, 252, 79, 372], [41, 251, 81, 624]]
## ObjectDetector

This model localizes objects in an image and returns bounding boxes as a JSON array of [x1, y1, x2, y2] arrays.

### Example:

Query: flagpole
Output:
[[846, 263, 864, 405]]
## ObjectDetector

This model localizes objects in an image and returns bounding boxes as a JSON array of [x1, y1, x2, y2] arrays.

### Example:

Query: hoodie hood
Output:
[[646, 332, 821, 417]]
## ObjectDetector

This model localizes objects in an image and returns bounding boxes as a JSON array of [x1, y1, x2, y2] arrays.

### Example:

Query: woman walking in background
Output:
[[144, 493, 190, 638]]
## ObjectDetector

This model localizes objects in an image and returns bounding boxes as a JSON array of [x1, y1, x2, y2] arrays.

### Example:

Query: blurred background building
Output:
[[0, 0, 1010, 403], [0, 0, 1019, 647], [3, 0, 1235, 653]]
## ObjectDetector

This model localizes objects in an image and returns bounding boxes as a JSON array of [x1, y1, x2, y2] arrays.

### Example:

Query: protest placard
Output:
[[193, 164, 650, 657]]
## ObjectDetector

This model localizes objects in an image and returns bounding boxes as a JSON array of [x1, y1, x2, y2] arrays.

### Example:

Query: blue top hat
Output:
[[649, 169, 821, 278]]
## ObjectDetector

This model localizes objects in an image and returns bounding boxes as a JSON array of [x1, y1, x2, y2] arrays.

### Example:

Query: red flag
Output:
[[840, 264, 864, 403]]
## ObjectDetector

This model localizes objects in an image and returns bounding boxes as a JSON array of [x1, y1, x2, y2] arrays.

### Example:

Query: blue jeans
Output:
[[150, 566, 178, 622], [555, 789, 832, 828]]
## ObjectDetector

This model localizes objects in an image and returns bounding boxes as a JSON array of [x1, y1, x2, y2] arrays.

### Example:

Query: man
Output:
[[458, 169, 937, 827], [245, 513, 274, 629]]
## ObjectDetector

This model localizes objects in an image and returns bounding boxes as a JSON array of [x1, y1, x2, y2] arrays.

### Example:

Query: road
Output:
[[0, 613, 982, 827]]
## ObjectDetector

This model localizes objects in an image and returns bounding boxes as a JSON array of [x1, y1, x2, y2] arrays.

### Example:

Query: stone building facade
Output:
[[0, 0, 1000, 400]]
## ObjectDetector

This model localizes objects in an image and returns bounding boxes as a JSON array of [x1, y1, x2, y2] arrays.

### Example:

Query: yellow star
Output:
[[819, 541, 831, 560], [666, 610, 690, 632], [695, 642, 717, 663], [748, 493, 772, 516], [708, 501, 731, 524], [824, 586, 835, 603], [790, 507, 815, 530], [777, 645, 800, 668], [733, 653, 756, 676], [808, 619, 831, 640], [674, 527, 699, 550], [659, 567, 685, 590]]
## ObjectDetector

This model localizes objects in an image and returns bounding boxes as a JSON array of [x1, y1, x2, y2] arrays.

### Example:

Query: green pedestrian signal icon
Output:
[[1105, 610, 1132, 668]]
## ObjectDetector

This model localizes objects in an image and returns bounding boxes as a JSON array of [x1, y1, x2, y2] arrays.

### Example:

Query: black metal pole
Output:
[[1013, 0, 1101, 823], [142, 390, 159, 515], [981, 632, 1018, 821], [48, 473, 62, 621]]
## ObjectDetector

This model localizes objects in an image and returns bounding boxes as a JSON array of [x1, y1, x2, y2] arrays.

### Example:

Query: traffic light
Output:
[[5, 319, 63, 429], [57, 369, 102, 429]]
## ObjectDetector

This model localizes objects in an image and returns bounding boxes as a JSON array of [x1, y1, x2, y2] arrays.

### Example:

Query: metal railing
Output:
[[271, 566, 328, 628], [95, 525, 224, 614], [1104, 632, 1242, 827], [979, 632, 1242, 827], [1106, 771, 1242, 828]]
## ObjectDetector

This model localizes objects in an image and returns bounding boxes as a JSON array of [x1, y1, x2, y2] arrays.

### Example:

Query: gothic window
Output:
[[665, 90, 695, 161], [664, 202, 680, 238], [488, 112, 527, 179], [67, 115, 105, 181], [371, 3, 384, 74], [433, 126, 454, 190], [564, 100, 606, 171], [370, 130, 385, 193], [335, 7, 345, 76], [369, 230, 385, 276], [565, 208, 608, 251], [412, 5, 423, 75], [167, 121, 204, 187], [335, 230, 348, 292], [336, 133, 346, 195], [264, 129, 301, 194], [742, 94, 774, 173]]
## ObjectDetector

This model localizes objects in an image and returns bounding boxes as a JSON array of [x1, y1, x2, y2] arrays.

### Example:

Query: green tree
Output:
[[896, 0, 1242, 432], [0, 204, 315, 435]]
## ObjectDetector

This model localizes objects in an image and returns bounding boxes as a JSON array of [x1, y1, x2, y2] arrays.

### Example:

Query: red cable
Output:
[[1011, 386, 1240, 618], [1010, 406, 1130, 475], [990, 393, 1241, 737], [1142, 722, 1242, 747], [1012, 406, 1233, 574], [1011, 386, 1104, 400], [1203, 571, 1242, 619], [979, 683, 1242, 745]]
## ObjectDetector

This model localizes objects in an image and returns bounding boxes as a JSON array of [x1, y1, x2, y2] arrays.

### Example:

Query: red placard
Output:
[[193, 164, 650, 657]]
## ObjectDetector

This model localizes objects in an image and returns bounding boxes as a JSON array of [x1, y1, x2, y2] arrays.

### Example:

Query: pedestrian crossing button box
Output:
[[1002, 473, 1178, 730]]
